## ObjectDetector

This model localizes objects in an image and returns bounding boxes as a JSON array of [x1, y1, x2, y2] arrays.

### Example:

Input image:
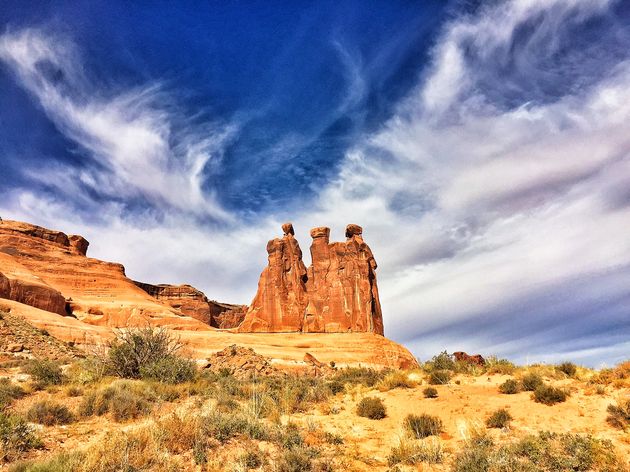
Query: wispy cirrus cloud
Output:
[[0, 28, 236, 221]]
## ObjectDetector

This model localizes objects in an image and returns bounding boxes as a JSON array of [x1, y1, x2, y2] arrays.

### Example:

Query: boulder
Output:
[[204, 344, 279, 379], [453, 351, 486, 366]]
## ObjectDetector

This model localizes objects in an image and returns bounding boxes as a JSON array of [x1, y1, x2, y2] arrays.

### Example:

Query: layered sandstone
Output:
[[0, 220, 209, 330], [133, 281, 245, 328], [238, 223, 384, 335], [0, 219, 418, 369]]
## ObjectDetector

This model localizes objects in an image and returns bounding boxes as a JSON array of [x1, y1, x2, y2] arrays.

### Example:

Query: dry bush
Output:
[[485, 408, 512, 428], [79, 380, 152, 421], [533, 384, 569, 405], [498, 378, 520, 394], [606, 397, 630, 430], [556, 361, 578, 377], [378, 371, 416, 391], [423, 387, 438, 398], [0, 378, 26, 410], [405, 414, 443, 438], [0, 413, 42, 463], [22, 359, 64, 386], [521, 372, 544, 391], [356, 397, 386, 419], [387, 435, 443, 466], [428, 370, 451, 385], [331, 367, 386, 387], [484, 356, 517, 375], [26, 401, 75, 426]]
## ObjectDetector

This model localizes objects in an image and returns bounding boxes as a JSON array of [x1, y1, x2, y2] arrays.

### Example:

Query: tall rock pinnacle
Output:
[[238, 223, 384, 335]]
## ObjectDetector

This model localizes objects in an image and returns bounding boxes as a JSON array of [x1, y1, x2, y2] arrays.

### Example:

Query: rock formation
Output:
[[238, 223, 384, 335], [133, 281, 245, 329], [238, 223, 309, 332]]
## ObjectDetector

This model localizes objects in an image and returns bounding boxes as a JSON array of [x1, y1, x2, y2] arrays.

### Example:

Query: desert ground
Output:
[[1, 323, 628, 471]]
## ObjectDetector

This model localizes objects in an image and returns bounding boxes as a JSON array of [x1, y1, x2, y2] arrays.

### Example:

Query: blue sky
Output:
[[1, 0, 629, 366]]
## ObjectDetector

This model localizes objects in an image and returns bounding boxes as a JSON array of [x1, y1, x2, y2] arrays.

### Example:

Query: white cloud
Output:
[[0, 28, 235, 221]]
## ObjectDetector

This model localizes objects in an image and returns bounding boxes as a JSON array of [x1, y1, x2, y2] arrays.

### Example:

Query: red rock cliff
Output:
[[238, 223, 384, 335]]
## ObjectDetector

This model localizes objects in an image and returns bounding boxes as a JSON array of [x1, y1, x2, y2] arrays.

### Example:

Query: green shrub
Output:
[[486, 408, 512, 428], [428, 370, 451, 385], [498, 379, 520, 394], [331, 367, 386, 387], [521, 372, 544, 391], [484, 356, 517, 375], [405, 414, 443, 438], [423, 387, 438, 398], [277, 446, 313, 472], [454, 431, 625, 472], [533, 384, 568, 405], [379, 371, 416, 390], [0, 379, 26, 409], [0, 413, 42, 462], [238, 448, 265, 469], [278, 422, 304, 450], [324, 431, 344, 445], [106, 326, 185, 379], [79, 381, 152, 421], [326, 380, 345, 395], [556, 362, 577, 377], [139, 355, 197, 384], [26, 401, 74, 426], [7, 452, 85, 472], [606, 398, 629, 430], [356, 397, 386, 419], [22, 359, 64, 386], [427, 351, 455, 371], [387, 436, 443, 466]]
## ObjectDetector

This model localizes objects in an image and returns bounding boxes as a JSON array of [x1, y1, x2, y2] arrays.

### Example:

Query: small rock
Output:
[[7, 343, 23, 352]]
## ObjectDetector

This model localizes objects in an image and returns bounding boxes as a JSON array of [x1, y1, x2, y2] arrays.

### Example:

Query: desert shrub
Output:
[[379, 371, 416, 391], [326, 380, 345, 395], [387, 436, 443, 466], [533, 384, 568, 405], [139, 355, 196, 384], [428, 370, 451, 385], [521, 372, 544, 391], [423, 387, 438, 398], [277, 422, 304, 450], [426, 351, 455, 372], [276, 446, 313, 472], [79, 381, 152, 421], [454, 431, 625, 472], [22, 359, 64, 386], [556, 361, 577, 377], [499, 378, 520, 394], [199, 410, 267, 443], [485, 356, 517, 375], [486, 408, 512, 428], [324, 431, 344, 445], [0, 413, 42, 462], [238, 448, 265, 469], [26, 401, 74, 426], [331, 367, 386, 387], [65, 386, 83, 397], [8, 452, 85, 472], [0, 378, 26, 409], [405, 414, 443, 438], [106, 326, 186, 379], [606, 398, 629, 430], [356, 397, 386, 419]]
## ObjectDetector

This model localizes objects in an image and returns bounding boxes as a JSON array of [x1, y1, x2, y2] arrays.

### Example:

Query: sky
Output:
[[1, 0, 629, 367]]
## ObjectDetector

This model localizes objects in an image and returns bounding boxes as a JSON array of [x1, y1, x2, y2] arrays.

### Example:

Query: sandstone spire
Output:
[[238, 223, 384, 335]]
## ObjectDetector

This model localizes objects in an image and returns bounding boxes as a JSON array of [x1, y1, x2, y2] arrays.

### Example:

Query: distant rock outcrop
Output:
[[133, 281, 246, 329], [238, 223, 384, 335]]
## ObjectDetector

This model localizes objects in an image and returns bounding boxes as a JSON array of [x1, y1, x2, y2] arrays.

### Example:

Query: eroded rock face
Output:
[[133, 281, 245, 329], [306, 224, 384, 335], [238, 223, 384, 335], [238, 223, 308, 332]]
